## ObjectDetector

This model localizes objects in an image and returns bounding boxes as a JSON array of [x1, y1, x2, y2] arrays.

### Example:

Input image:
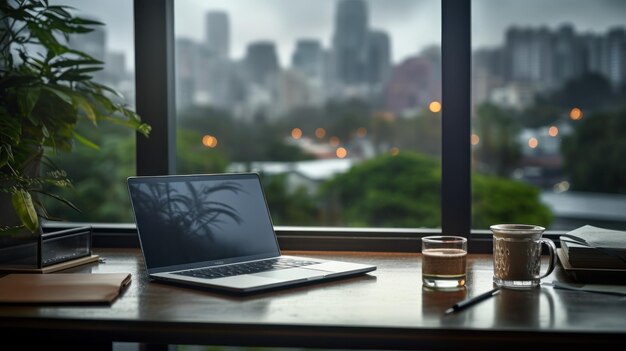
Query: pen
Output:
[[445, 287, 500, 314]]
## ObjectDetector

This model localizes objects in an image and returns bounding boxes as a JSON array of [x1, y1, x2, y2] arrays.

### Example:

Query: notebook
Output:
[[126, 172, 376, 293]]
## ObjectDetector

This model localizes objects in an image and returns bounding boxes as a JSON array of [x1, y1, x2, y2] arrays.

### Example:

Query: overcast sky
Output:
[[53, 0, 626, 70]]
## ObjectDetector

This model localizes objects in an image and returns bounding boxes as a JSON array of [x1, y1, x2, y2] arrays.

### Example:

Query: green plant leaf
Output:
[[17, 87, 41, 118], [11, 189, 39, 233], [45, 5, 72, 19], [71, 94, 97, 124], [42, 86, 73, 105], [31, 189, 81, 213], [27, 22, 68, 56], [0, 146, 12, 168], [73, 131, 100, 150], [50, 58, 101, 68]]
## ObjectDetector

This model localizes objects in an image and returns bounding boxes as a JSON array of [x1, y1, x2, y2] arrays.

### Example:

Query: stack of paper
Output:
[[560, 225, 626, 268], [557, 225, 626, 283]]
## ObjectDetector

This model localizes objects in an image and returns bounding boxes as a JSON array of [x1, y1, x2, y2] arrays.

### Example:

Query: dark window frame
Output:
[[56, 0, 558, 253]]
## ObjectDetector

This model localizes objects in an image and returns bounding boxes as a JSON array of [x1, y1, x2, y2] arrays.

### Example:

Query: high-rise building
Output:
[[504, 26, 554, 91], [581, 33, 604, 75], [245, 41, 280, 86], [367, 30, 391, 87], [384, 55, 439, 116], [175, 38, 202, 110], [205, 11, 230, 59], [291, 39, 324, 81], [332, 0, 369, 85], [605, 27, 626, 88], [501, 25, 625, 93], [553, 24, 584, 86]]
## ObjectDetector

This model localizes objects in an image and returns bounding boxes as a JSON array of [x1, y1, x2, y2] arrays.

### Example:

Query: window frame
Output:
[[52, 0, 560, 252]]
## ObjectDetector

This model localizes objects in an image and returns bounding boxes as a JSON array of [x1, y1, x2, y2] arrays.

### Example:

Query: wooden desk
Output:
[[1, 249, 625, 350]]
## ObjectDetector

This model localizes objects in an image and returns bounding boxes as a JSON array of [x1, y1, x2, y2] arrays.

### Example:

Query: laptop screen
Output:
[[127, 173, 281, 271]]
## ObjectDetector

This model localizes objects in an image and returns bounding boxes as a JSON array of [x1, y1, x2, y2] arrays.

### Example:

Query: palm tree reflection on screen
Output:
[[132, 180, 245, 241]]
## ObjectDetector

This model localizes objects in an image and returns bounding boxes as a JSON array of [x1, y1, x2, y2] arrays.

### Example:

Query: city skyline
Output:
[[52, 0, 626, 70]]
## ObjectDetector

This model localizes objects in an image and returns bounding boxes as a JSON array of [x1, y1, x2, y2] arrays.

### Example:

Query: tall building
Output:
[[581, 33, 604, 75], [175, 38, 202, 110], [367, 30, 391, 87], [205, 11, 230, 59], [552, 24, 584, 86], [501, 24, 626, 95], [605, 27, 626, 88], [332, 0, 369, 85], [245, 41, 280, 86], [291, 39, 324, 81], [504, 26, 554, 91], [384, 54, 440, 116]]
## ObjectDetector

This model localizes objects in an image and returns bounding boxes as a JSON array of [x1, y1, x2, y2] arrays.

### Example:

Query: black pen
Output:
[[445, 287, 500, 314]]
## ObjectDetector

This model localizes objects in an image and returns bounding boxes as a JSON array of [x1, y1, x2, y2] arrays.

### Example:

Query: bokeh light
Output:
[[548, 126, 558, 137], [315, 127, 326, 139], [429, 101, 442, 113], [336, 147, 348, 158], [291, 127, 303, 140], [570, 107, 583, 120], [471, 134, 480, 145], [202, 135, 218, 148]]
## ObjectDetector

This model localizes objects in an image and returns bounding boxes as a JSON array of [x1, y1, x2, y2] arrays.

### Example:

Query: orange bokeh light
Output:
[[528, 137, 538, 149], [429, 101, 442, 113], [315, 127, 326, 139], [336, 147, 348, 159], [471, 134, 480, 145], [570, 107, 583, 120], [202, 135, 218, 148], [291, 128, 303, 140], [548, 126, 558, 137]]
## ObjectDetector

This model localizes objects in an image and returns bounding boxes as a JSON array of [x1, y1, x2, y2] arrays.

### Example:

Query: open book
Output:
[[560, 225, 626, 269]]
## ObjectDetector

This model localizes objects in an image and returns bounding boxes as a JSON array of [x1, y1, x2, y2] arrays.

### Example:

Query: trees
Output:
[[561, 110, 626, 193], [472, 103, 522, 177], [321, 152, 552, 228]]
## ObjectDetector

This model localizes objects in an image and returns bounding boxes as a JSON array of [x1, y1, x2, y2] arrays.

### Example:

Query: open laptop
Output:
[[127, 172, 376, 293]]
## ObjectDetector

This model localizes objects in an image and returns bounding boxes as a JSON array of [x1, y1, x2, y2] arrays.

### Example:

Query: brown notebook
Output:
[[0, 272, 131, 304]]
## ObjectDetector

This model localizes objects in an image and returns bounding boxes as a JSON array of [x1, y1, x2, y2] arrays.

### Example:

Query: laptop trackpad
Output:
[[254, 268, 326, 280]]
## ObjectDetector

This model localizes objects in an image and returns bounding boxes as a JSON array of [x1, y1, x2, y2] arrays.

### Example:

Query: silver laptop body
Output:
[[127, 172, 376, 293]]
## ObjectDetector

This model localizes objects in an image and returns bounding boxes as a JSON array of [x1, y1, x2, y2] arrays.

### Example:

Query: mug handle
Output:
[[537, 238, 557, 280]]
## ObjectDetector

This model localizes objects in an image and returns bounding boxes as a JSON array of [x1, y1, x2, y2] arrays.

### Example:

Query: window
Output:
[[173, 0, 443, 228], [472, 0, 626, 231], [39, 1, 626, 246]]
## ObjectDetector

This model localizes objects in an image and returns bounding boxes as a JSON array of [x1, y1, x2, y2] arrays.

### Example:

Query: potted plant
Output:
[[0, 0, 150, 238]]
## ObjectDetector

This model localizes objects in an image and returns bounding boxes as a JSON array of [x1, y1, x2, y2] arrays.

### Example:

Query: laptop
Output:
[[126, 172, 376, 293]]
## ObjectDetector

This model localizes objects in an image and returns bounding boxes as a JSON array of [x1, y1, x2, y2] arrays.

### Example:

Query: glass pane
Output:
[[175, 0, 442, 228], [42, 0, 137, 223], [472, 0, 626, 230]]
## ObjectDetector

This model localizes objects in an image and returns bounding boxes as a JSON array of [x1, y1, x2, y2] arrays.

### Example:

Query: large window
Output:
[[36, 0, 626, 237], [472, 0, 626, 230], [174, 0, 443, 228]]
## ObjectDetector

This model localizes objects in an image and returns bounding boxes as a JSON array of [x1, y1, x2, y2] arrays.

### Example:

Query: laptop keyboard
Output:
[[173, 257, 320, 280]]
